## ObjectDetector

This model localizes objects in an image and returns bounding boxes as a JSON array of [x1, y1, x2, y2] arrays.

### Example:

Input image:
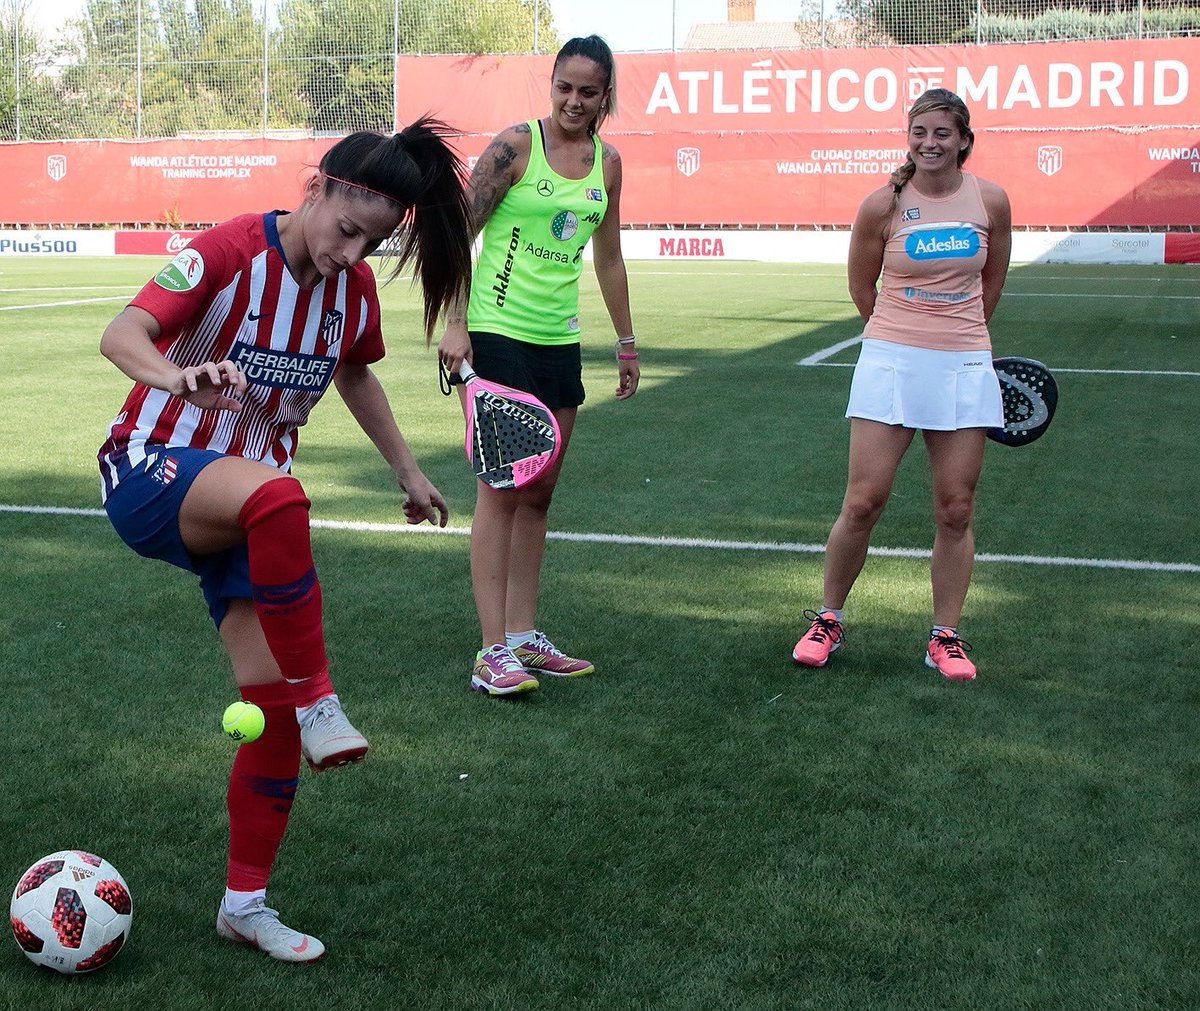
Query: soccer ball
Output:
[[10, 850, 133, 974]]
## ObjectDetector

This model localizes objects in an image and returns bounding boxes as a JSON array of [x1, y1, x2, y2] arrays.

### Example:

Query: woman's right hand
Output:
[[171, 360, 247, 412], [101, 306, 245, 411]]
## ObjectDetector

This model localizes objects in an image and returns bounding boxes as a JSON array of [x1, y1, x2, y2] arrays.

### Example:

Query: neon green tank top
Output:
[[469, 120, 608, 345]]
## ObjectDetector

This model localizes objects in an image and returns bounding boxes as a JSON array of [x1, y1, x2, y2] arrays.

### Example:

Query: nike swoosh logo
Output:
[[244, 926, 309, 955], [248, 310, 271, 321]]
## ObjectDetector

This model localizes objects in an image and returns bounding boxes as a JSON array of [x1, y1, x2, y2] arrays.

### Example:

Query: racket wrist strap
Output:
[[615, 337, 638, 362]]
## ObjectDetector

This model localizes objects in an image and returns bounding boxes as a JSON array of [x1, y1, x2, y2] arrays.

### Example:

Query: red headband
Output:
[[321, 173, 405, 207]]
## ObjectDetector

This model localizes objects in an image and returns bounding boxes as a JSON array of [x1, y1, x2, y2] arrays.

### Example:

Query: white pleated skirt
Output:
[[845, 338, 1004, 431]]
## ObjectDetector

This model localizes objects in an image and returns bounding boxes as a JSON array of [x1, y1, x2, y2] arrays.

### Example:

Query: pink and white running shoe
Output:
[[471, 644, 540, 696], [925, 631, 976, 681], [792, 610, 844, 668], [511, 632, 594, 678]]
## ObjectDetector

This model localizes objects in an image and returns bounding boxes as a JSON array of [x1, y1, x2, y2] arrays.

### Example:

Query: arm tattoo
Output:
[[471, 179, 506, 224], [489, 141, 518, 176], [468, 134, 522, 228], [468, 184, 501, 226]]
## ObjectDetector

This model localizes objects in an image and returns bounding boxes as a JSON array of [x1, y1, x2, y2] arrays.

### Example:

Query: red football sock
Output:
[[238, 479, 334, 707], [226, 681, 301, 891]]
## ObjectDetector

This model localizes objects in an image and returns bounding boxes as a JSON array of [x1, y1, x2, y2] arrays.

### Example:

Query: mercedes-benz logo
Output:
[[536, 179, 554, 196]]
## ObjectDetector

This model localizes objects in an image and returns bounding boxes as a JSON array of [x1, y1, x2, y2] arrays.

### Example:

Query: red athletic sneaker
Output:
[[792, 610, 844, 668], [925, 631, 976, 681]]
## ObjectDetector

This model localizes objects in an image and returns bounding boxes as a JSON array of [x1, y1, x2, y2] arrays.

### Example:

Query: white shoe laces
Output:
[[304, 696, 343, 731], [227, 902, 291, 941], [529, 632, 566, 658], [483, 645, 526, 677]]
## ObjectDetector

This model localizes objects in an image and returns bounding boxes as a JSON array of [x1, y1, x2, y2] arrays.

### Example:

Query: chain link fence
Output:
[[3, 0, 1198, 141]]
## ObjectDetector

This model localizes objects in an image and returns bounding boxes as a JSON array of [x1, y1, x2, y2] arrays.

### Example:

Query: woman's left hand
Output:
[[616, 357, 640, 400], [399, 474, 449, 527]]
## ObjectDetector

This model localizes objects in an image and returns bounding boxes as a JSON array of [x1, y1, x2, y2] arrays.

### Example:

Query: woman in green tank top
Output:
[[438, 35, 641, 697]]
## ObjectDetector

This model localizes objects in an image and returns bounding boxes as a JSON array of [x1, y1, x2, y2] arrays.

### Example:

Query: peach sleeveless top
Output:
[[864, 172, 992, 352]]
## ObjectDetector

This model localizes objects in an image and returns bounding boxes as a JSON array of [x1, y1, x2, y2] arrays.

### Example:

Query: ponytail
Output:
[[319, 118, 473, 343], [889, 158, 917, 209]]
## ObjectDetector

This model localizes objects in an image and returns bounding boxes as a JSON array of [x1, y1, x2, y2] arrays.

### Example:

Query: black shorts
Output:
[[468, 331, 585, 411]]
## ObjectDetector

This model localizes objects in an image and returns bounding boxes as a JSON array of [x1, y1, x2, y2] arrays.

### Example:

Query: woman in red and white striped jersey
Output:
[[97, 119, 473, 962]]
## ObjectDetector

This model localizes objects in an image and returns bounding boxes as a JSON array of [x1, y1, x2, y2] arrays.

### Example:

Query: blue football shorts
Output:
[[104, 446, 251, 628]]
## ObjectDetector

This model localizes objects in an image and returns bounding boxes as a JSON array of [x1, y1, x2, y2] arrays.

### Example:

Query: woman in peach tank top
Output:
[[792, 88, 1012, 682]]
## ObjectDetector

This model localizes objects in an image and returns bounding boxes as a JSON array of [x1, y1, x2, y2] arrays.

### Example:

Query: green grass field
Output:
[[2, 254, 1198, 1009]]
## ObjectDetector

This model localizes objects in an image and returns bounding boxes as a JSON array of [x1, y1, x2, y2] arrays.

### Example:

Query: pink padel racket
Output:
[[452, 362, 561, 490]]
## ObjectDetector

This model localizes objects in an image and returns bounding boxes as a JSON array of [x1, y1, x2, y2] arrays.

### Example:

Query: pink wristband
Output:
[[617, 352, 639, 361]]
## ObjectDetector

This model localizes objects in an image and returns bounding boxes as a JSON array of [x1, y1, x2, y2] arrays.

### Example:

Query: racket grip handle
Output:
[[458, 361, 477, 383]]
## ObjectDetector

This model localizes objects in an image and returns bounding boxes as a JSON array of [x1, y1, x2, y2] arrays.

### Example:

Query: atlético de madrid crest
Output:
[[1037, 145, 1063, 177], [676, 148, 700, 177]]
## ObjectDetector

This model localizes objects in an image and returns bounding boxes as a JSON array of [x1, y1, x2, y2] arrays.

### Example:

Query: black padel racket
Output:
[[443, 362, 561, 489], [987, 356, 1058, 447]]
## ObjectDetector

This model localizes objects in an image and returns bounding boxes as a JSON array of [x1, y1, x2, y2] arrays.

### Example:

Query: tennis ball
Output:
[[222, 701, 265, 743]]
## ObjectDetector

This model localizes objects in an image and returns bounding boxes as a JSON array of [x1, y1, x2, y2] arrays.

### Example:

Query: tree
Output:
[[52, 0, 162, 137], [273, 0, 558, 134], [837, 0, 972, 46], [0, 1, 60, 140], [6, 0, 564, 140], [148, 0, 268, 135], [400, 0, 558, 56], [273, 0, 395, 133], [838, 0, 1200, 46]]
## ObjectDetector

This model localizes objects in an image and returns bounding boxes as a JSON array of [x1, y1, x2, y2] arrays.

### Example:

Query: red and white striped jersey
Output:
[[99, 212, 386, 500]]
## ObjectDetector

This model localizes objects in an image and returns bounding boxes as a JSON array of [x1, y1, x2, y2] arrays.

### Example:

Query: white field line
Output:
[[1003, 292, 1200, 300], [623, 269, 1200, 294], [3, 503, 1197, 575], [12, 274, 1200, 293], [799, 337, 863, 366], [624, 267, 1200, 283], [1, 296, 132, 311], [799, 336, 1200, 377]]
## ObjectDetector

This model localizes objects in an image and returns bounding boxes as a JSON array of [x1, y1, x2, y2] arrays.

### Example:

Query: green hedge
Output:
[[977, 6, 1200, 43]]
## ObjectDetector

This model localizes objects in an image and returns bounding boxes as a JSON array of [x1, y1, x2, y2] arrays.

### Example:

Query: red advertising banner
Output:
[[114, 229, 203, 254], [3, 39, 1197, 228], [399, 37, 1200, 134], [6, 138, 334, 227], [397, 38, 1200, 227], [598, 127, 1200, 226], [1165, 232, 1200, 263]]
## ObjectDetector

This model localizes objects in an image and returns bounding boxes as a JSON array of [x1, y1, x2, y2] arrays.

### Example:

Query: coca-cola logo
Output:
[[166, 233, 192, 253]]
